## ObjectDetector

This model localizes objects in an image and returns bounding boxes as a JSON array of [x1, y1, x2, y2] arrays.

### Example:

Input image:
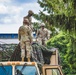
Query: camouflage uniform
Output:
[[36, 23, 48, 45], [23, 10, 34, 32], [18, 19, 32, 61]]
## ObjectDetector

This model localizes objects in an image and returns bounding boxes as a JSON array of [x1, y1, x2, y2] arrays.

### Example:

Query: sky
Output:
[[0, 0, 42, 33]]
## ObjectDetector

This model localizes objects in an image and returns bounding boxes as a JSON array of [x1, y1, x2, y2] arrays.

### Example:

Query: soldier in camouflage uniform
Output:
[[18, 19, 33, 61], [36, 23, 49, 45], [23, 10, 34, 32]]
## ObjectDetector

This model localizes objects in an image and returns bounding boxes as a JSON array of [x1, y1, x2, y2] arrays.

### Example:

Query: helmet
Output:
[[28, 10, 34, 15], [40, 23, 45, 27]]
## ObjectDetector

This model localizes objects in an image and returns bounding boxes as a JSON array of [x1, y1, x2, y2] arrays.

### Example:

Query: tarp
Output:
[[10, 42, 55, 65]]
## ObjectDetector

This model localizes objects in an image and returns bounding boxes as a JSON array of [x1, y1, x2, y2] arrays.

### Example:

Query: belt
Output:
[[24, 40, 30, 42]]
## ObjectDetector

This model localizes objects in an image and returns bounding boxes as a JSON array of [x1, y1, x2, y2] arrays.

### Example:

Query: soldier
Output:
[[23, 10, 34, 32], [18, 19, 33, 61], [36, 23, 49, 45]]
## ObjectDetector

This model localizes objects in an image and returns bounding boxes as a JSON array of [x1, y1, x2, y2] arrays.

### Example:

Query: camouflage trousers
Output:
[[20, 41, 32, 58]]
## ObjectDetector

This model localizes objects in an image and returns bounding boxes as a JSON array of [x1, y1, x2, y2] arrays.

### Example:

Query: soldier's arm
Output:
[[18, 28, 21, 41], [29, 17, 32, 25], [36, 29, 40, 38], [28, 29, 33, 43], [46, 29, 49, 39]]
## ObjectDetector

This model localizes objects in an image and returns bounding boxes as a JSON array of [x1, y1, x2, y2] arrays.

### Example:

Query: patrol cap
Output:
[[40, 23, 45, 27], [23, 18, 29, 24], [28, 10, 34, 15]]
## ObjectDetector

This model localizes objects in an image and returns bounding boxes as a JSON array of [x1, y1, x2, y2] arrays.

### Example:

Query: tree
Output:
[[33, 0, 76, 74], [47, 32, 76, 75], [37, 0, 76, 36]]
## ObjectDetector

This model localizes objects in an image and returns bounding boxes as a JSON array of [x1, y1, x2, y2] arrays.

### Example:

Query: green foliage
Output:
[[37, 0, 76, 36], [47, 32, 68, 53], [47, 32, 76, 75], [65, 36, 76, 69], [35, 0, 76, 74], [32, 22, 40, 31]]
